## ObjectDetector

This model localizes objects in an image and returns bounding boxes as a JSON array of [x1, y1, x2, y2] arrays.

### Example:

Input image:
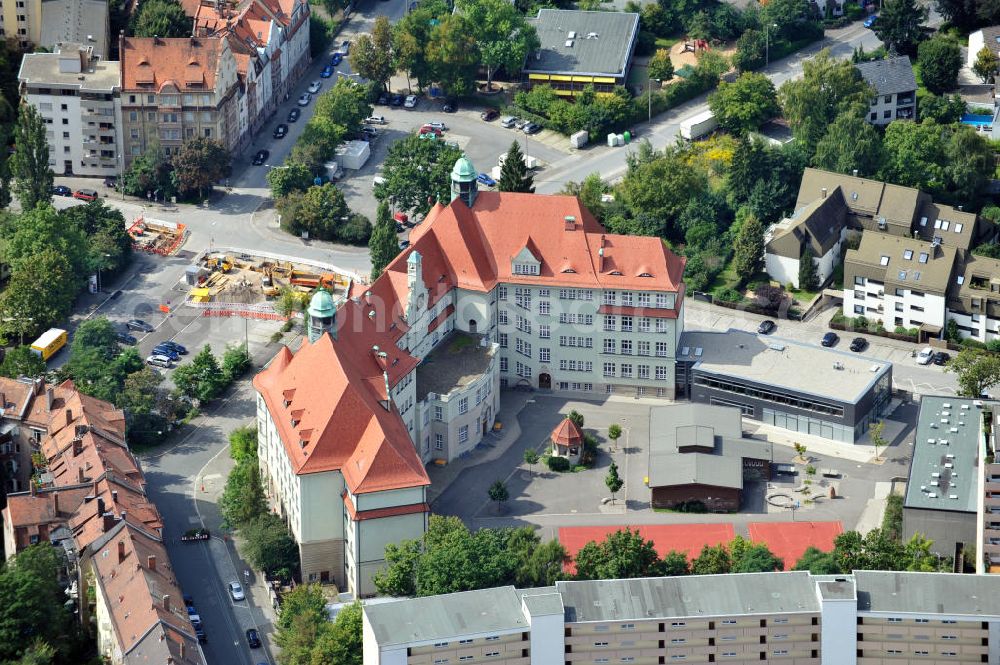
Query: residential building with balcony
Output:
[[254, 156, 686, 595], [855, 56, 917, 125], [18, 43, 122, 176], [119, 35, 242, 166], [363, 571, 1000, 665]]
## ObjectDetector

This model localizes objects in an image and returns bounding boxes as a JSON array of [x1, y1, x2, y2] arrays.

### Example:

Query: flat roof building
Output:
[[40, 0, 109, 59], [523, 9, 639, 97], [363, 571, 1000, 665], [677, 329, 892, 444]]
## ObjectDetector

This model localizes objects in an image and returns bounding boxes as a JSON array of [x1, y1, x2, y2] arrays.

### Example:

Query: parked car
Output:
[[297, 93, 312, 106], [863, 14, 878, 27], [403, 95, 418, 108], [376, 93, 389, 105], [500, 115, 519, 128], [152, 345, 179, 361], [307, 80, 322, 94], [252, 149, 269, 166], [476, 172, 496, 187], [228, 581, 245, 601], [145, 355, 172, 368], [195, 625, 207, 643], [424, 121, 447, 131], [757, 320, 776, 335], [159, 340, 188, 355], [126, 319, 155, 333], [442, 99, 457, 113], [52, 185, 72, 196], [916, 346, 934, 365], [849, 337, 868, 352], [330, 52, 342, 66], [481, 109, 499, 121], [287, 108, 300, 122], [514, 118, 530, 130], [393, 212, 409, 225], [390, 93, 404, 106], [395, 222, 405, 233], [73, 188, 98, 201], [246, 629, 261, 649], [339, 40, 351, 54], [320, 65, 333, 78], [361, 126, 378, 138], [821, 332, 839, 347], [522, 122, 542, 135], [418, 127, 442, 137], [364, 115, 386, 125], [932, 351, 951, 366], [273, 124, 288, 139], [116, 332, 137, 345]]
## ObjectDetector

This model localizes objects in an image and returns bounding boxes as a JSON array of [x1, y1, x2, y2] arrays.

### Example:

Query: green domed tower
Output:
[[306, 288, 336, 342], [450, 154, 478, 208]]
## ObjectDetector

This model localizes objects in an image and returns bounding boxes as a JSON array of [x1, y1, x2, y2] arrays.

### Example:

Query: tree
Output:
[[314, 77, 373, 135], [120, 141, 173, 198], [393, 0, 449, 92], [9, 103, 52, 211], [516, 539, 568, 587], [574, 528, 665, 580], [661, 551, 690, 576], [278, 184, 369, 244], [729, 536, 784, 572], [812, 112, 884, 177], [561, 173, 607, 221], [0, 346, 46, 379], [945, 348, 1000, 397], [933, 0, 978, 31], [973, 45, 999, 82], [369, 202, 398, 281], [229, 425, 258, 463], [349, 16, 395, 91], [731, 210, 765, 284], [918, 91, 966, 123], [604, 462, 624, 504], [311, 601, 363, 665], [607, 424, 622, 452], [798, 246, 819, 291], [567, 410, 585, 429], [647, 48, 675, 81], [872, 0, 928, 55], [0, 248, 77, 342], [275, 584, 328, 663], [917, 36, 961, 94], [792, 546, 842, 574], [709, 72, 779, 135], [130, 0, 191, 37], [425, 13, 479, 97], [267, 162, 314, 199], [621, 142, 709, 240], [794, 442, 807, 460], [172, 345, 226, 403], [376, 134, 463, 215], [488, 479, 509, 512], [457, 0, 539, 90], [171, 137, 231, 199], [870, 421, 888, 459], [879, 121, 947, 194], [373, 539, 421, 596], [498, 141, 535, 193], [220, 457, 268, 527], [945, 125, 993, 204], [778, 49, 873, 153], [523, 448, 539, 475], [241, 513, 299, 579], [690, 543, 732, 575], [732, 28, 765, 72]]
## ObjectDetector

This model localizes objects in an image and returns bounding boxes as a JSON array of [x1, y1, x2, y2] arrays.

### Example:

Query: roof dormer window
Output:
[[563, 268, 577, 274], [513, 263, 539, 275]]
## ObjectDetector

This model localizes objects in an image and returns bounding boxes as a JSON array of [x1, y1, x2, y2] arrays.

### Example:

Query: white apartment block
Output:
[[363, 571, 1000, 665], [18, 44, 123, 177]]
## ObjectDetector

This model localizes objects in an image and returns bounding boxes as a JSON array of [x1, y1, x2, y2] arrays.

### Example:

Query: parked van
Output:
[[30, 328, 67, 361], [500, 116, 518, 128]]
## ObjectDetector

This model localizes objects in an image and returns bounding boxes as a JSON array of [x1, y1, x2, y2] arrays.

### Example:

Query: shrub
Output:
[[675, 500, 708, 513], [893, 326, 907, 335], [547, 455, 570, 472], [716, 287, 742, 303], [988, 339, 1000, 353], [852, 315, 869, 330]]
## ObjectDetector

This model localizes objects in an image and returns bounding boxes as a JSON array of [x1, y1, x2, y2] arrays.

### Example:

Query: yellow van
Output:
[[30, 328, 68, 361]]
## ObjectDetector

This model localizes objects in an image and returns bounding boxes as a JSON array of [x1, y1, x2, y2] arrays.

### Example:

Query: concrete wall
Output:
[[902, 507, 976, 558]]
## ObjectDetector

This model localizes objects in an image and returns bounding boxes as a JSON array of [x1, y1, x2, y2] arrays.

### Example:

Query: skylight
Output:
[[879, 255, 890, 266]]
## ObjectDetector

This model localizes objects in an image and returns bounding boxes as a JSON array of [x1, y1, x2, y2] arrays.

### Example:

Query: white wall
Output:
[[299, 470, 345, 543], [765, 252, 800, 289], [818, 596, 857, 664], [363, 612, 408, 665], [354, 486, 425, 512], [523, 596, 564, 665], [969, 30, 985, 68], [357, 512, 425, 562]]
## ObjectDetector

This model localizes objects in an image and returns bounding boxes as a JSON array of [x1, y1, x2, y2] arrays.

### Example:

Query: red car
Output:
[[418, 126, 442, 137], [393, 212, 409, 225], [73, 188, 98, 201]]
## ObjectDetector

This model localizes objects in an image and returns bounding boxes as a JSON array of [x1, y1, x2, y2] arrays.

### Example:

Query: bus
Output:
[[30, 328, 67, 361]]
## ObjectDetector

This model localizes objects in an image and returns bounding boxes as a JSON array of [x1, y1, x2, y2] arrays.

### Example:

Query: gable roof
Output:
[[767, 187, 848, 258], [120, 36, 223, 92], [855, 56, 917, 96]]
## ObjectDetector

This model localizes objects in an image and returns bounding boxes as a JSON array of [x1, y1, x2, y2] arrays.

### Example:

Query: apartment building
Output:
[[766, 168, 1000, 342], [0, 380, 202, 665], [18, 43, 122, 176], [855, 56, 917, 126], [1, 0, 41, 48], [363, 571, 1000, 665], [254, 156, 686, 595], [119, 35, 242, 165]]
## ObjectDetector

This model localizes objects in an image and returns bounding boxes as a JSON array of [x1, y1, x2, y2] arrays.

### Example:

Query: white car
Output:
[[916, 347, 935, 365], [297, 93, 312, 106], [364, 115, 387, 125], [426, 121, 447, 131], [403, 95, 418, 109], [307, 80, 322, 94], [228, 581, 245, 601], [145, 354, 172, 368]]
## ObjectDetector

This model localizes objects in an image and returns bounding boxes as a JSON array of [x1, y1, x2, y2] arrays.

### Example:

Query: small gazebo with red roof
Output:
[[550, 417, 584, 464]]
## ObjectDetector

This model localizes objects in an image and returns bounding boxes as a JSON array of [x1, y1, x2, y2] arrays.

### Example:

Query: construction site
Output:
[[185, 251, 353, 310], [127, 216, 188, 255]]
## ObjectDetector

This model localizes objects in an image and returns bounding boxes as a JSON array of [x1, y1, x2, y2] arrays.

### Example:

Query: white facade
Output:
[[968, 29, 987, 69]]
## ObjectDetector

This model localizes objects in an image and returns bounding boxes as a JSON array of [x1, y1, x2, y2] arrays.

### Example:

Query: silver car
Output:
[[297, 93, 312, 106], [403, 95, 418, 108], [307, 80, 322, 94], [228, 581, 245, 601], [145, 354, 172, 368]]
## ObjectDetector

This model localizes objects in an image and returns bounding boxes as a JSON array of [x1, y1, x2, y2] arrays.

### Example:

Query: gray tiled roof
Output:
[[524, 9, 639, 77], [855, 56, 917, 96]]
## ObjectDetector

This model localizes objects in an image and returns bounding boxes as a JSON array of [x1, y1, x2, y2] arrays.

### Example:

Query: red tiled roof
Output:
[[551, 418, 583, 446], [342, 492, 429, 521], [121, 37, 223, 92]]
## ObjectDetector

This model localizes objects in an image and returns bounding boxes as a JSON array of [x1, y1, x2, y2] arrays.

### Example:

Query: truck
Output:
[[679, 110, 718, 141], [30, 328, 67, 361]]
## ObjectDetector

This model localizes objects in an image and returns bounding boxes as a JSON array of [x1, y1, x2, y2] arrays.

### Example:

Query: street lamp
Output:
[[765, 23, 778, 67]]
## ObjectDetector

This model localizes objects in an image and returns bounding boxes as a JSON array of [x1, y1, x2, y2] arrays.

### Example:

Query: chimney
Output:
[[147, 555, 156, 571], [564, 215, 576, 231], [821, 188, 827, 199], [53, 491, 59, 516], [45, 388, 53, 412], [852, 169, 859, 177], [112, 490, 118, 502], [104, 513, 117, 532], [78, 467, 85, 483], [162, 594, 170, 612], [65, 409, 73, 426], [117, 540, 126, 562], [97, 496, 105, 516], [72, 438, 82, 457]]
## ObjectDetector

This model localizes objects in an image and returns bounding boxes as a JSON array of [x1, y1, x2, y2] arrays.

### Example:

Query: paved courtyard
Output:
[[431, 394, 916, 544]]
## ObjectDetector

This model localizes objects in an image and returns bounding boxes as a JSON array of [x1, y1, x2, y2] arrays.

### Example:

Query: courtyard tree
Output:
[[607, 424, 622, 452], [349, 16, 395, 91], [266, 162, 313, 199], [605, 462, 624, 504], [690, 543, 732, 575], [813, 112, 884, 178], [973, 45, 999, 83], [567, 410, 585, 429], [130, 0, 192, 37], [574, 528, 664, 580], [523, 448, 540, 476], [498, 141, 535, 193], [731, 209, 765, 284], [708, 72, 779, 136], [647, 48, 675, 81], [171, 137, 232, 199], [946, 348, 1000, 397], [798, 247, 819, 291], [917, 36, 962, 94], [871, 0, 928, 55], [457, 0, 539, 90], [241, 513, 299, 580], [376, 134, 463, 215], [488, 479, 509, 513], [870, 421, 888, 459], [9, 103, 52, 211], [369, 202, 399, 281]]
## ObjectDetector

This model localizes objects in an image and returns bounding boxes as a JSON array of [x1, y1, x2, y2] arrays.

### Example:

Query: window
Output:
[[638, 365, 650, 379], [515, 338, 531, 358], [883, 110, 892, 119], [539, 301, 550, 315], [459, 425, 469, 443], [593, 641, 609, 647], [459, 639, 473, 645], [887, 618, 902, 623], [540, 348, 551, 363], [621, 316, 633, 332], [638, 293, 651, 307], [854, 305, 864, 314], [955, 223, 964, 233], [538, 289, 549, 297], [498, 286, 507, 300], [621, 291, 633, 306], [513, 262, 538, 275], [603, 290, 617, 305], [603, 362, 616, 377], [516, 362, 532, 378], [498, 333, 508, 348], [620, 624, 635, 630], [498, 310, 508, 325], [638, 341, 650, 356], [880, 255, 890, 266], [604, 339, 616, 354], [603, 316, 616, 331], [485, 652, 499, 658], [854, 276, 865, 286], [656, 293, 671, 308], [638, 317, 651, 332], [918, 252, 928, 263], [459, 397, 468, 414], [621, 340, 632, 355], [514, 287, 531, 309], [655, 342, 669, 357], [903, 249, 913, 260], [655, 366, 668, 380], [670, 638, 686, 644], [434, 406, 443, 421], [620, 364, 633, 378], [539, 324, 551, 339]]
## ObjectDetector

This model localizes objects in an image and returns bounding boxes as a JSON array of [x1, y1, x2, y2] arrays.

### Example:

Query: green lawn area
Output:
[[787, 287, 820, 304], [655, 36, 679, 50]]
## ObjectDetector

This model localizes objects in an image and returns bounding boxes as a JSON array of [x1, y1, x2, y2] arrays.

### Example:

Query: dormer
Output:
[[512, 245, 541, 276]]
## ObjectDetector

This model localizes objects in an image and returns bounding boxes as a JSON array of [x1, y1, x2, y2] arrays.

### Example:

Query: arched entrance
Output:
[[538, 373, 551, 390], [469, 319, 477, 333]]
